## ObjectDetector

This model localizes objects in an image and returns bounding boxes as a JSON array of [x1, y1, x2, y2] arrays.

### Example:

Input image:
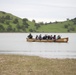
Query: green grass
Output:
[[37, 21, 76, 32], [0, 54, 76, 75], [26, 21, 36, 31], [37, 23, 67, 32], [0, 11, 76, 32]]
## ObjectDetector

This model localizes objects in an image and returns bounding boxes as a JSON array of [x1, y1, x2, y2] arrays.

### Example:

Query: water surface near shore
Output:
[[0, 33, 76, 58]]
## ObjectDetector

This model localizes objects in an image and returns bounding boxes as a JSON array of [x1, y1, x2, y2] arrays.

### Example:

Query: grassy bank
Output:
[[0, 54, 76, 75], [0, 11, 76, 33]]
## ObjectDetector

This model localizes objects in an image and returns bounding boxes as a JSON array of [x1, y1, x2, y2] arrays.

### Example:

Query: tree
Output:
[[71, 27, 75, 31], [21, 25, 26, 32], [0, 16, 5, 23], [13, 28, 16, 32], [0, 11, 6, 14], [67, 29, 70, 32], [32, 19, 36, 23], [49, 21, 52, 24], [64, 24, 68, 29], [0, 24, 5, 32], [67, 26, 75, 32], [44, 22, 48, 25], [67, 18, 69, 21], [54, 21, 58, 24], [35, 23, 40, 29], [72, 18, 76, 25], [22, 18, 28, 22], [5, 15, 11, 20], [38, 22, 44, 25], [23, 21, 29, 28], [69, 27, 75, 31], [29, 29, 33, 32], [6, 21, 10, 25], [7, 25, 12, 32], [13, 18, 18, 24], [16, 24, 21, 29]]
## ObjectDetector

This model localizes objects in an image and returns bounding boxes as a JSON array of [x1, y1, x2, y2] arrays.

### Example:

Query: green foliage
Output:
[[0, 16, 5, 23], [0, 11, 76, 32], [64, 24, 68, 28], [22, 18, 28, 22], [7, 25, 12, 32], [13, 18, 19, 24], [0, 24, 5, 32], [6, 21, 10, 25], [29, 29, 36, 32], [71, 18, 76, 25], [35, 23, 40, 29], [5, 15, 11, 20], [16, 23, 21, 29], [32, 19, 36, 23]]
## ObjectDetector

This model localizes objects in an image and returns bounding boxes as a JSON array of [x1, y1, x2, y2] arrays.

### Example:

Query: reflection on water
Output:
[[0, 33, 76, 58]]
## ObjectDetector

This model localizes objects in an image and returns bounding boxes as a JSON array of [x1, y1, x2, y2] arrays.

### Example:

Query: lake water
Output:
[[0, 33, 76, 59]]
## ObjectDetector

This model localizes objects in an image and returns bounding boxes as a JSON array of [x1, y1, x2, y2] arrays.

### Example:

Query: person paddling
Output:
[[28, 33, 33, 39]]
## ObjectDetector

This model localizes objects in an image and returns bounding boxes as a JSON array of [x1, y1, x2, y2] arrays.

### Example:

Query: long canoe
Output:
[[26, 37, 68, 43]]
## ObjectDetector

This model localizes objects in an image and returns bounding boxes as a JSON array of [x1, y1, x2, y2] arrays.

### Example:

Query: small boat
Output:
[[26, 37, 68, 43]]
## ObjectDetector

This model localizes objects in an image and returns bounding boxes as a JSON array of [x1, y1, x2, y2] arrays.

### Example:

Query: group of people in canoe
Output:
[[27, 33, 61, 40]]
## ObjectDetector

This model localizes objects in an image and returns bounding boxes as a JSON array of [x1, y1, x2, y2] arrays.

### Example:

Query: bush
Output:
[[29, 29, 33, 32], [5, 15, 11, 20], [0, 24, 5, 32], [13, 18, 18, 24], [64, 25, 68, 28]]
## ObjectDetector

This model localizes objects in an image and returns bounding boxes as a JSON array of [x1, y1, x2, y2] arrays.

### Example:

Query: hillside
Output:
[[0, 11, 76, 32]]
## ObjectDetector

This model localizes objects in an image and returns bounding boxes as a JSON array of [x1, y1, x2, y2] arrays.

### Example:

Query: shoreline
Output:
[[0, 52, 76, 59], [0, 54, 76, 75]]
